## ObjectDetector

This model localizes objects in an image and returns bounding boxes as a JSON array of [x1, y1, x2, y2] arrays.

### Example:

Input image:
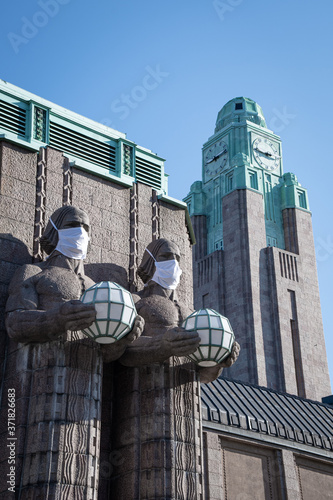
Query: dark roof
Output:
[[201, 377, 333, 457]]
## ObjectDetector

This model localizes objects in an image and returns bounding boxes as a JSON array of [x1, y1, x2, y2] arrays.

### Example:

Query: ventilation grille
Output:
[[135, 156, 162, 190], [0, 99, 26, 136], [49, 121, 116, 171]]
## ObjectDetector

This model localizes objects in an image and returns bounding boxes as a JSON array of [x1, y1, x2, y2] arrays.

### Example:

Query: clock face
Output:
[[204, 140, 228, 179], [253, 138, 280, 171]]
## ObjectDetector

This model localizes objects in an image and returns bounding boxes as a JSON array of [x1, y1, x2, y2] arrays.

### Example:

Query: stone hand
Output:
[[58, 300, 96, 331], [6, 300, 96, 344], [127, 315, 145, 342], [101, 315, 144, 362], [199, 341, 240, 384], [118, 326, 200, 366], [161, 327, 201, 357], [218, 341, 240, 368]]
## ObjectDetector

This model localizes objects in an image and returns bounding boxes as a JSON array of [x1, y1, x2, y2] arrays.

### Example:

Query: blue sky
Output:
[[1, 0, 333, 390]]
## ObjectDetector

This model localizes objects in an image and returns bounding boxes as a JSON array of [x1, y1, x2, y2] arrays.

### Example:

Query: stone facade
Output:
[[0, 141, 196, 499], [191, 187, 331, 402], [202, 430, 333, 500], [186, 96, 331, 402], [1, 86, 332, 500]]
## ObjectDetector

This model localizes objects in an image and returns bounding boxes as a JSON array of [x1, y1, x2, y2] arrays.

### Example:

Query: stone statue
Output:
[[4, 205, 144, 498], [6, 205, 143, 359], [119, 238, 240, 382], [111, 238, 240, 497], [4, 208, 238, 498]]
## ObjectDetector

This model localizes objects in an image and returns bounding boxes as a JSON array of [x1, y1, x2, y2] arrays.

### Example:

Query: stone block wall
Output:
[[202, 429, 333, 500], [269, 209, 331, 401], [202, 432, 284, 500], [221, 189, 268, 387], [192, 250, 223, 312], [0, 142, 38, 498], [0, 140, 194, 499], [191, 185, 331, 400]]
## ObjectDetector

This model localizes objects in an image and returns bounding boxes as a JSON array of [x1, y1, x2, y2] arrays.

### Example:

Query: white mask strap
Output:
[[145, 248, 156, 261], [49, 218, 58, 231]]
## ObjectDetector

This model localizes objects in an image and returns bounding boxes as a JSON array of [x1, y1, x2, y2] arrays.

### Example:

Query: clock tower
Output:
[[184, 97, 331, 401]]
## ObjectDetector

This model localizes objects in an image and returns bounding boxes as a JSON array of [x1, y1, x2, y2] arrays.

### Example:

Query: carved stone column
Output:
[[16, 335, 102, 499], [110, 357, 203, 500]]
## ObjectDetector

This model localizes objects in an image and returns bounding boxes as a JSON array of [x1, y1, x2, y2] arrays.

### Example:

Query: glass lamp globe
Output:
[[182, 308, 235, 367], [80, 281, 137, 344]]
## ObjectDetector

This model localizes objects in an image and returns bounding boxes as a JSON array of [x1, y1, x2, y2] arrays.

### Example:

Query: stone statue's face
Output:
[[60, 210, 90, 235], [156, 241, 180, 263]]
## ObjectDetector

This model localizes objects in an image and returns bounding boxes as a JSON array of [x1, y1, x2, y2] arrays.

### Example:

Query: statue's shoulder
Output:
[[8, 263, 43, 293], [6, 263, 43, 313]]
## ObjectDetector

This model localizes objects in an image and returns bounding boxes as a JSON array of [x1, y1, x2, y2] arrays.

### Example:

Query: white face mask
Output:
[[50, 218, 89, 260], [145, 248, 182, 290]]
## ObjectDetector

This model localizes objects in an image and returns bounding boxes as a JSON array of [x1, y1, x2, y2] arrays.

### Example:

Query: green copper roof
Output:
[[0, 80, 168, 194], [184, 96, 310, 253], [215, 97, 266, 133]]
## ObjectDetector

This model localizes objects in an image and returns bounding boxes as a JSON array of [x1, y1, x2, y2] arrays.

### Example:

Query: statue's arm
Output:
[[5, 265, 96, 343], [6, 303, 96, 343], [119, 326, 200, 366], [100, 315, 145, 363]]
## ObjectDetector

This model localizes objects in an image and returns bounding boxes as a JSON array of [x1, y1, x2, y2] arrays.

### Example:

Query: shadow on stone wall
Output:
[[0, 234, 32, 322], [0, 235, 32, 409], [0, 234, 32, 266], [84, 263, 129, 290]]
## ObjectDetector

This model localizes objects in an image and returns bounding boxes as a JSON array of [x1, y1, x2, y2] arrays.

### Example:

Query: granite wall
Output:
[[0, 141, 194, 499]]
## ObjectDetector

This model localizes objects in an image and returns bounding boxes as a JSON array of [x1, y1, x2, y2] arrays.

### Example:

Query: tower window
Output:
[[267, 236, 277, 247], [226, 172, 233, 192], [249, 170, 258, 190], [235, 103, 243, 110], [297, 190, 307, 209]]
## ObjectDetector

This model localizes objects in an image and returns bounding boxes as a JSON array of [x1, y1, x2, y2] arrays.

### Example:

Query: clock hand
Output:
[[206, 149, 228, 164], [254, 147, 280, 159], [262, 152, 281, 159], [215, 149, 228, 158], [254, 147, 270, 156]]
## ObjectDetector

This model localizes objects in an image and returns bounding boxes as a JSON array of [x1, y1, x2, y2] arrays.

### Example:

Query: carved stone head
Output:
[[40, 206, 90, 255], [137, 238, 180, 284]]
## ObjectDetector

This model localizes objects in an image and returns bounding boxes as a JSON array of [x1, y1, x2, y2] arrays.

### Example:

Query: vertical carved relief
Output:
[[275, 450, 286, 499], [266, 456, 273, 500], [152, 189, 160, 241], [295, 454, 304, 500], [62, 157, 73, 206], [18, 341, 102, 500], [221, 445, 227, 499], [173, 356, 201, 499], [33, 147, 47, 262], [129, 183, 139, 292]]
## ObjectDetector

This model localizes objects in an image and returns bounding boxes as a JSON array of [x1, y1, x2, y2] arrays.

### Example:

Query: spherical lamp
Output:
[[81, 281, 137, 344], [182, 308, 234, 367]]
